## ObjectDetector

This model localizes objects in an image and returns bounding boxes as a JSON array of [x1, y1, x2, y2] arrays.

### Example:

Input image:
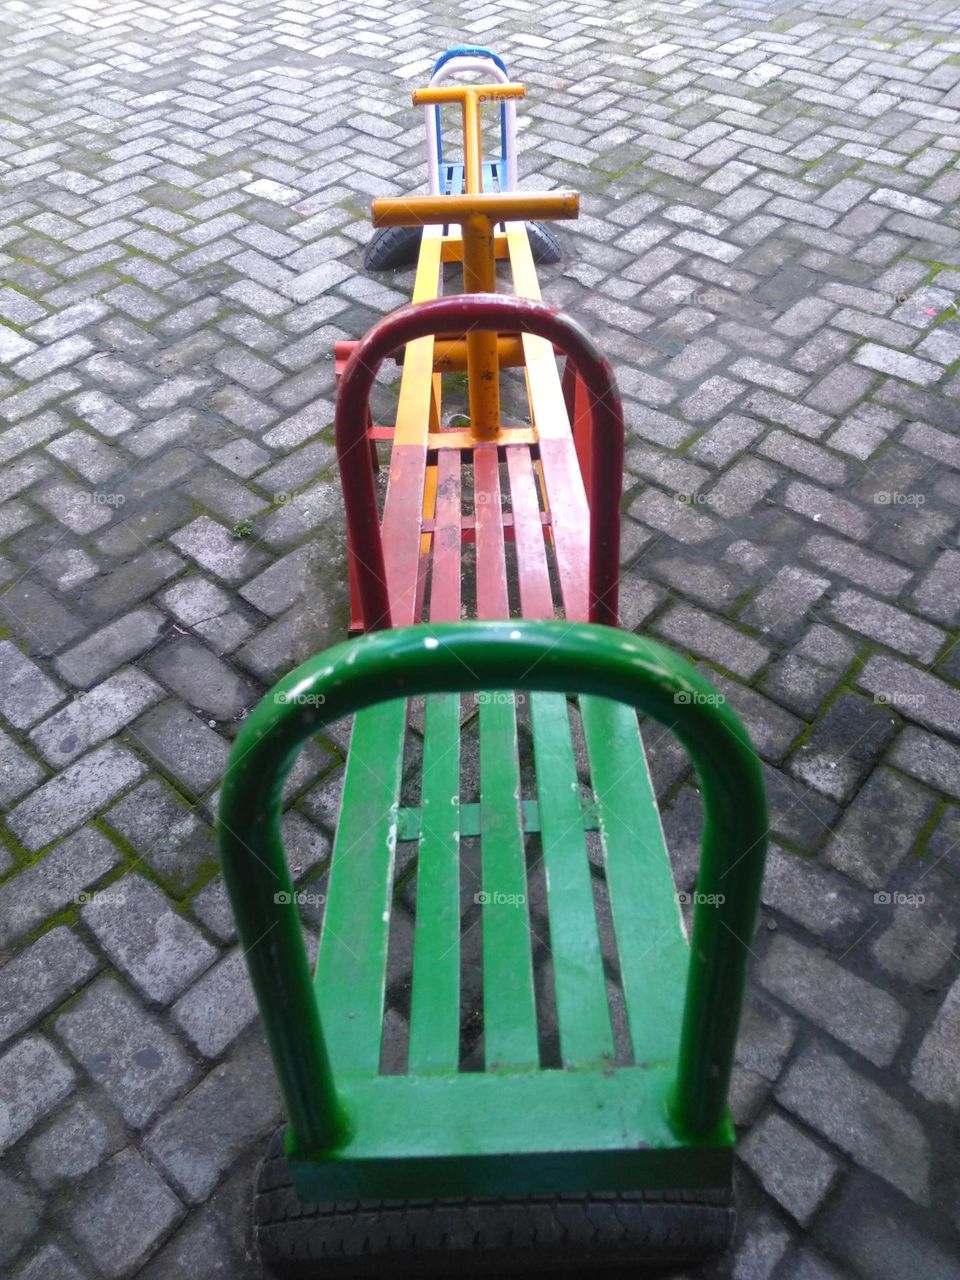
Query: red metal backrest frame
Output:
[[335, 293, 625, 631]]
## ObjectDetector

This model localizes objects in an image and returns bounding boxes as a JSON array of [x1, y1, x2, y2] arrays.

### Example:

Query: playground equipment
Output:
[[220, 623, 767, 1275], [219, 48, 767, 1277], [364, 46, 561, 269]]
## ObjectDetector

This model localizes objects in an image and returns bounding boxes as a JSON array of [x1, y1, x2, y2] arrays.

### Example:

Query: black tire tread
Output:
[[255, 1128, 735, 1278], [363, 221, 564, 271]]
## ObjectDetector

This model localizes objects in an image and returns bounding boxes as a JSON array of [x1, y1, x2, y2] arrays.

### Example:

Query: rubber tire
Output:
[[254, 1127, 735, 1278], [363, 221, 564, 271]]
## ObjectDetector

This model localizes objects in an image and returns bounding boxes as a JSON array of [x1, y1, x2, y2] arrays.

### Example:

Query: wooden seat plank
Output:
[[530, 692, 616, 1065], [579, 696, 688, 1065], [314, 699, 407, 1074]]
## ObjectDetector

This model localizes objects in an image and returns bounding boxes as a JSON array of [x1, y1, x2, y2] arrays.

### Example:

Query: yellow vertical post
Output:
[[413, 83, 528, 443]]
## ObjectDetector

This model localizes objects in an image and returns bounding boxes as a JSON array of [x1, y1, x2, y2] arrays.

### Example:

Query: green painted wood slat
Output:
[[408, 692, 462, 1072], [313, 699, 407, 1074], [478, 695, 539, 1069], [579, 696, 689, 1065]]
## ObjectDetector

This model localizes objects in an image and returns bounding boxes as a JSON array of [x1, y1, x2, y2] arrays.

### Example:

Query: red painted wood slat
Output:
[[473, 446, 509, 619], [505, 446, 554, 620], [428, 449, 462, 623]]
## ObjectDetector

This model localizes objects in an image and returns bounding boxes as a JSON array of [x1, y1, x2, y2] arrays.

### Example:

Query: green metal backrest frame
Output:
[[219, 621, 767, 1160]]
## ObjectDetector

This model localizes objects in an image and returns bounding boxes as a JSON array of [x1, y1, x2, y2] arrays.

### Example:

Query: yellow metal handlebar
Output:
[[372, 191, 580, 228], [413, 82, 526, 107]]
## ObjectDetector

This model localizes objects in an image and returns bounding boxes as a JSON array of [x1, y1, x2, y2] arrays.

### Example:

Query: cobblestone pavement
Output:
[[1, 0, 960, 1275]]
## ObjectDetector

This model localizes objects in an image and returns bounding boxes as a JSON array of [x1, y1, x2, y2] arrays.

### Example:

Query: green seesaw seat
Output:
[[219, 620, 767, 1276]]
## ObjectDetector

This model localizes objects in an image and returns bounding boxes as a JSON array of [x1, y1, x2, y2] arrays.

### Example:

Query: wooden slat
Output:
[[479, 696, 539, 1068], [314, 699, 407, 1073], [506, 222, 573, 443], [530, 693, 615, 1065], [428, 448, 462, 623], [473, 446, 509, 618], [537, 437, 590, 622], [579, 696, 688, 1065], [394, 227, 442, 446], [505, 446, 553, 619], [381, 444, 429, 626], [408, 692, 462, 1072]]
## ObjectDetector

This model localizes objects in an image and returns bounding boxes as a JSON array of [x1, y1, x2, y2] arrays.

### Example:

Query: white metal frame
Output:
[[424, 56, 518, 195]]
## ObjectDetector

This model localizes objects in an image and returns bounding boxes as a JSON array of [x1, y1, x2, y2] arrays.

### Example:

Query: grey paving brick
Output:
[[822, 1180, 959, 1280], [778, 1040, 928, 1203], [55, 977, 196, 1127], [759, 932, 907, 1066], [889, 728, 960, 802], [871, 878, 957, 985], [828, 589, 945, 663], [65, 1148, 183, 1279], [790, 693, 896, 803], [655, 603, 769, 678], [740, 565, 829, 637], [105, 777, 214, 892], [55, 606, 166, 688], [81, 872, 216, 1005], [854, 343, 941, 386], [170, 515, 269, 584], [0, 1167, 41, 1268], [25, 1092, 126, 1191], [741, 1112, 840, 1225], [0, 926, 98, 1047], [144, 635, 258, 722], [761, 845, 868, 944], [172, 949, 258, 1058], [0, 728, 44, 807], [145, 1033, 282, 1203], [133, 699, 230, 795], [0, 1034, 75, 1152], [7, 743, 145, 852], [14, 1243, 88, 1280], [0, 825, 121, 947], [911, 975, 960, 1109], [857, 654, 960, 741], [0, 580, 86, 655], [0, 639, 64, 729], [802, 532, 912, 597], [29, 667, 163, 768], [911, 549, 960, 625]]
